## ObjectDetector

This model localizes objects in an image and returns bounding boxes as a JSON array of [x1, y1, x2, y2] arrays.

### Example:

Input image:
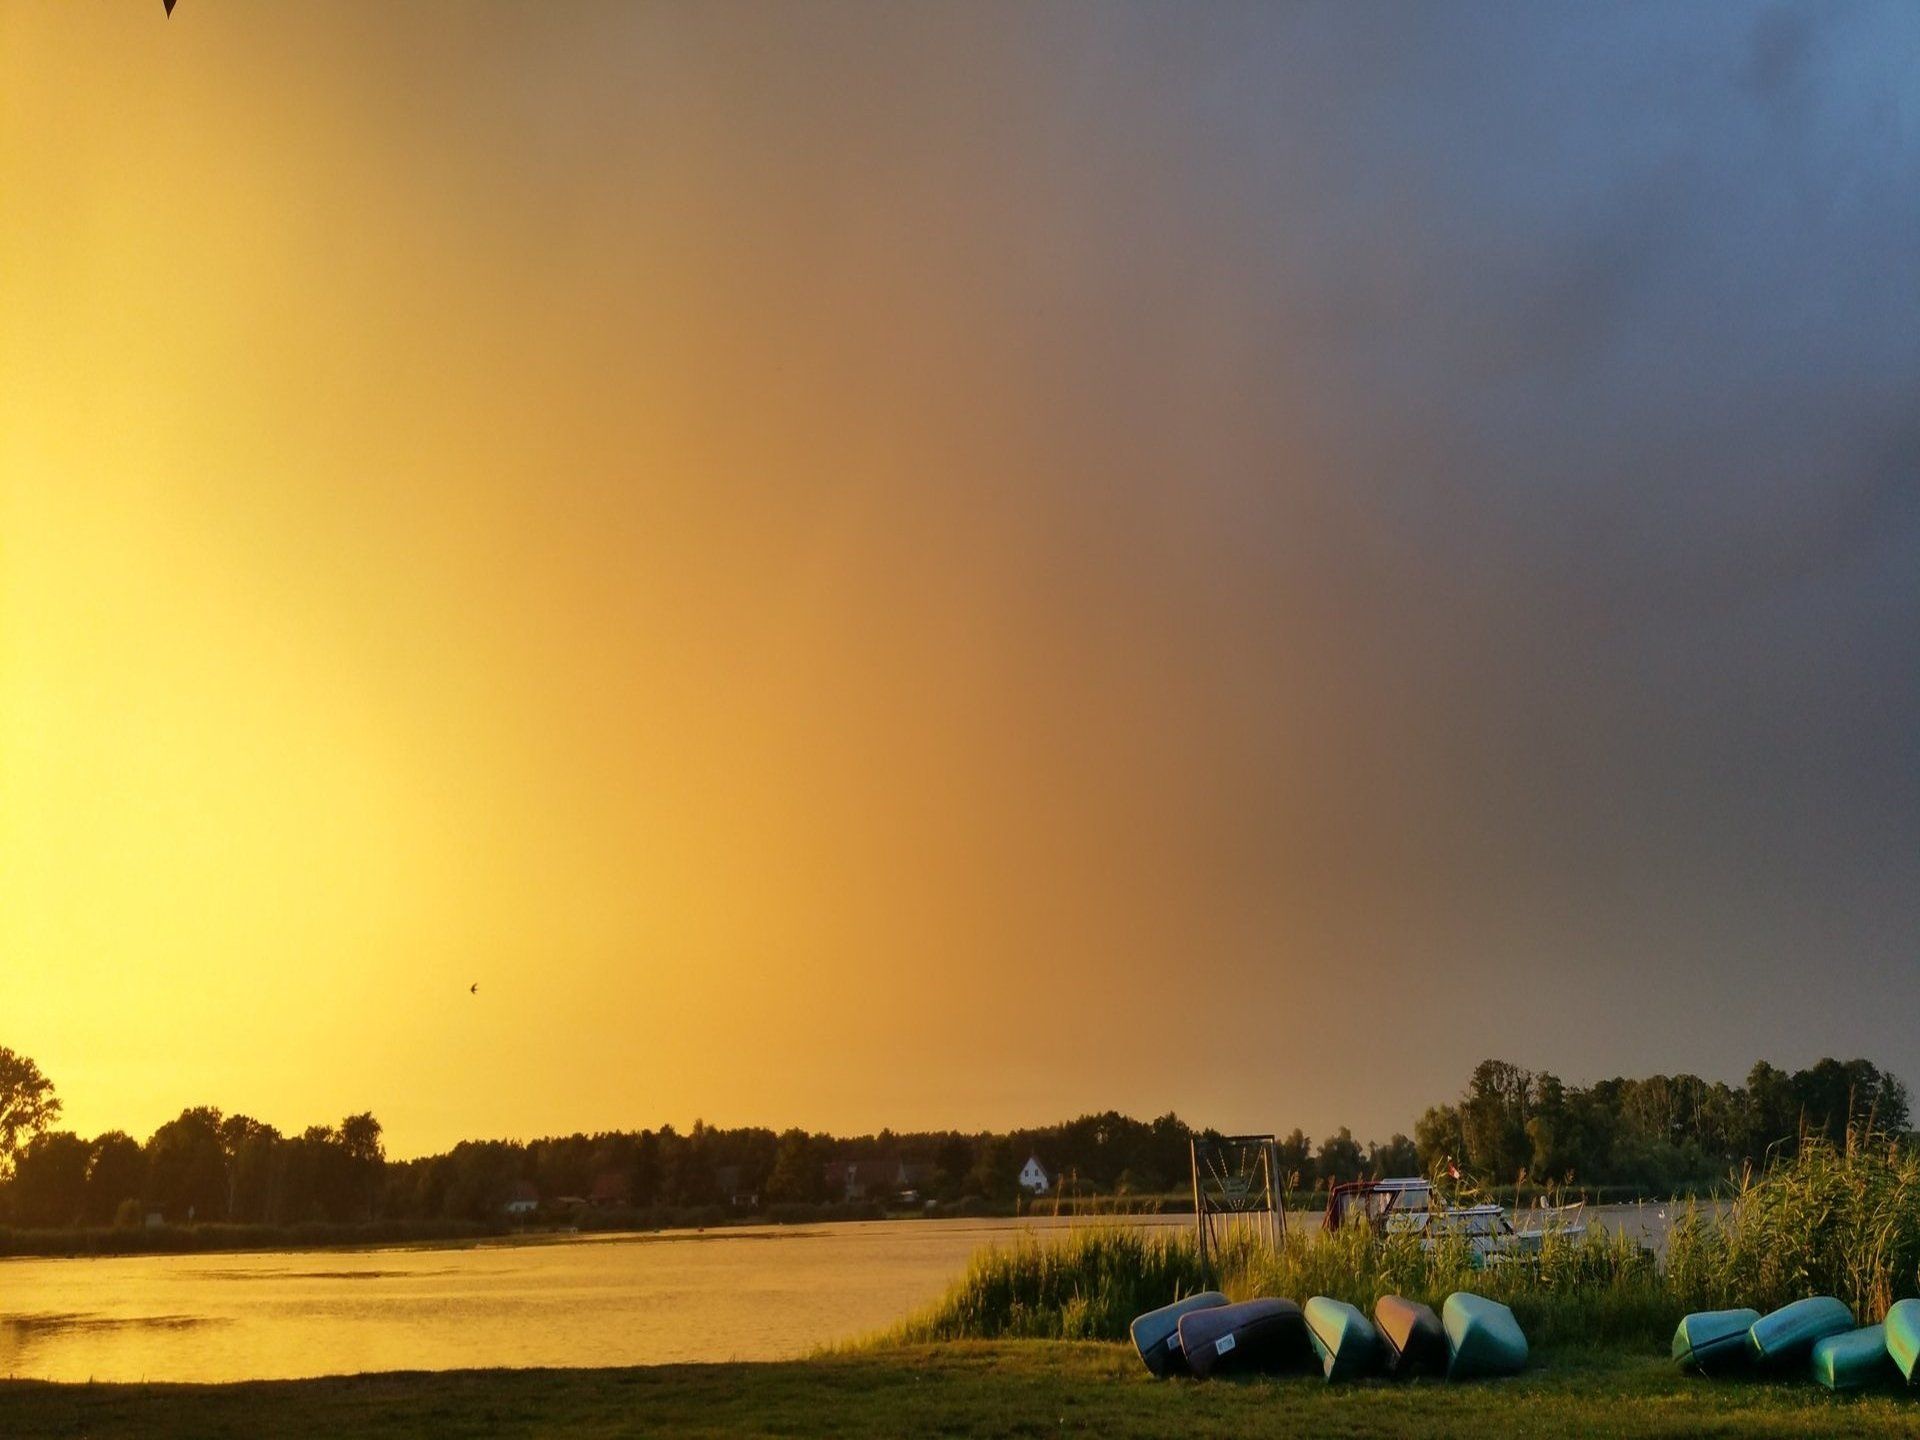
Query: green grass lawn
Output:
[[4, 1342, 1918, 1438]]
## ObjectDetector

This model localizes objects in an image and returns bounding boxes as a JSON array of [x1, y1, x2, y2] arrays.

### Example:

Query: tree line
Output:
[[0, 1044, 1908, 1229], [1412, 1056, 1911, 1194]]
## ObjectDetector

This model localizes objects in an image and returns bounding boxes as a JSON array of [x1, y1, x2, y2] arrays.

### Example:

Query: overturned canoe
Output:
[[1374, 1294, 1447, 1378], [1442, 1291, 1528, 1379], [1304, 1296, 1378, 1381], [1129, 1291, 1229, 1377], [1177, 1298, 1311, 1379], [1747, 1296, 1853, 1369], [1810, 1324, 1895, 1392], [1887, 1297, 1920, 1384], [1671, 1308, 1761, 1375]]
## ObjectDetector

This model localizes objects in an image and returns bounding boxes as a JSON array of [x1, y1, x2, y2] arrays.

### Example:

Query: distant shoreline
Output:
[[0, 1186, 1702, 1263]]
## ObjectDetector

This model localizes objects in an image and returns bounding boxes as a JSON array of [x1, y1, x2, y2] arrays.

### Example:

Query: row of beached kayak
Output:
[[1674, 1295, 1920, 1392], [1130, 1290, 1528, 1382]]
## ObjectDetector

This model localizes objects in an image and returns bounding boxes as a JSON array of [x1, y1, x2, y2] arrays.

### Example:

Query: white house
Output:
[[503, 1180, 540, 1217], [1018, 1155, 1051, 1194]]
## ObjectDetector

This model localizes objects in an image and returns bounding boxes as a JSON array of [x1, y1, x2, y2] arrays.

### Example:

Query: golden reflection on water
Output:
[[0, 1217, 1175, 1382]]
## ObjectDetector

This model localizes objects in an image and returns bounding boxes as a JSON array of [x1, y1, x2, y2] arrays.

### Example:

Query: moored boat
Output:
[[1324, 1178, 1585, 1258], [1373, 1294, 1447, 1378], [1176, 1297, 1311, 1379], [1809, 1324, 1895, 1392], [1442, 1291, 1528, 1379], [1129, 1291, 1229, 1377], [1886, 1297, 1920, 1384], [1746, 1296, 1852, 1369], [1670, 1308, 1761, 1375], [1304, 1296, 1377, 1381]]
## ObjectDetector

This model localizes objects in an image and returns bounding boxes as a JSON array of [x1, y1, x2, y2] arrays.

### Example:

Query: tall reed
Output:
[[892, 1218, 1666, 1348], [1667, 1129, 1920, 1320]]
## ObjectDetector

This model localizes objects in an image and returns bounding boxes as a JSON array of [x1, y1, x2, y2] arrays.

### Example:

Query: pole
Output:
[[1190, 1136, 1209, 1285]]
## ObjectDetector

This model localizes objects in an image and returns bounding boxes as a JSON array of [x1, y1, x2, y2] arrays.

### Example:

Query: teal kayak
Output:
[[1810, 1324, 1895, 1392], [1747, 1296, 1853, 1369], [1304, 1296, 1377, 1382], [1671, 1308, 1761, 1375], [1129, 1291, 1228, 1377], [1887, 1297, 1920, 1384], [1374, 1294, 1447, 1378], [1442, 1291, 1528, 1379]]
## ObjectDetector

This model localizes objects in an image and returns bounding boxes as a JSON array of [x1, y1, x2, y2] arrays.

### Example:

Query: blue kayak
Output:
[[1129, 1291, 1228, 1377], [1177, 1298, 1312, 1379], [1810, 1324, 1895, 1392], [1671, 1308, 1761, 1375], [1747, 1296, 1853, 1369]]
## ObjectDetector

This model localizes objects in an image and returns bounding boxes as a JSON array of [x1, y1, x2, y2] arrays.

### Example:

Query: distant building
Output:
[[1019, 1155, 1052, 1195], [715, 1165, 760, 1208], [504, 1180, 540, 1216], [589, 1172, 632, 1208], [824, 1158, 931, 1203]]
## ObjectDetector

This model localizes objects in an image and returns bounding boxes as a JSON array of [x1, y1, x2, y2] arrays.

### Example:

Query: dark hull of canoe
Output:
[[1887, 1298, 1920, 1384], [1178, 1298, 1311, 1379], [1671, 1308, 1761, 1376], [1747, 1296, 1853, 1369], [1811, 1324, 1895, 1392], [1129, 1291, 1229, 1377], [1442, 1292, 1528, 1380], [1304, 1297, 1378, 1382], [1374, 1295, 1447, 1378]]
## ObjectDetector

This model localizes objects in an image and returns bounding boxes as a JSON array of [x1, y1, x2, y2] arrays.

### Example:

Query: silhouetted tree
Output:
[[84, 1131, 145, 1225], [145, 1108, 229, 1222], [765, 1129, 829, 1204], [0, 1046, 60, 1178], [9, 1130, 90, 1226], [1315, 1127, 1366, 1186]]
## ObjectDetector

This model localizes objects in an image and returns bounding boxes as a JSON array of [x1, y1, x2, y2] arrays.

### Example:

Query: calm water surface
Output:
[[0, 1216, 1173, 1382], [0, 1206, 1679, 1382]]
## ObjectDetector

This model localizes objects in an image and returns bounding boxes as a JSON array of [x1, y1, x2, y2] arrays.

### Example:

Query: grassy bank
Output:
[[5, 1341, 1918, 1439]]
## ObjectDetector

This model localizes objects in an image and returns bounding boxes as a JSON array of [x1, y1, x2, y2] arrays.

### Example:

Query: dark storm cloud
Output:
[[936, 0, 1920, 1113]]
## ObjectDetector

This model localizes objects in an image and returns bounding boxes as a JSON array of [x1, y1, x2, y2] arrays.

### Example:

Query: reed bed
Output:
[[1667, 1130, 1920, 1321], [891, 1219, 1667, 1349], [895, 1132, 1920, 1351]]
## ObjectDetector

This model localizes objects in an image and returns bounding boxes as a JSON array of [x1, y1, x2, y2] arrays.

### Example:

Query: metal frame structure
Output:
[[1189, 1133, 1286, 1282]]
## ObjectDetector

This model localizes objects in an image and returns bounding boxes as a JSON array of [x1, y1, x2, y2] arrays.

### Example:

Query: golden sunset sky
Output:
[[5, 4, 1917, 1154]]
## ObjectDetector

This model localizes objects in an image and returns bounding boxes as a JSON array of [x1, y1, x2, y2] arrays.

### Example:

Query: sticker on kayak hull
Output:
[[1167, 1334, 1182, 1352], [1215, 1333, 1237, 1355]]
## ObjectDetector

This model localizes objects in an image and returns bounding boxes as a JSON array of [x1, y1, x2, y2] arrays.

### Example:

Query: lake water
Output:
[[0, 1206, 1681, 1382]]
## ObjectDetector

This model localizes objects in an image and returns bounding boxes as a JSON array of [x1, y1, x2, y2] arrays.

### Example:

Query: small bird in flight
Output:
[[470, 982, 479, 995]]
